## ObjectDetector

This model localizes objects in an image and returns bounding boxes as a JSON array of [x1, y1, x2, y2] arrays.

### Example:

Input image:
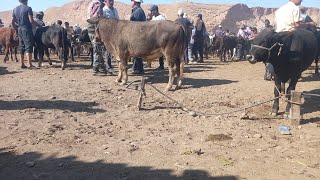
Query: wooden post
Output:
[[136, 77, 145, 111], [290, 90, 302, 126]]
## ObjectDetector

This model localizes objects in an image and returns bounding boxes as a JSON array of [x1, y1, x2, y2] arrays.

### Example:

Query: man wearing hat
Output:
[[215, 24, 224, 38], [12, 0, 42, 68], [176, 9, 192, 64], [149, 4, 166, 70], [236, 24, 251, 61], [193, 13, 206, 63], [130, 0, 146, 75]]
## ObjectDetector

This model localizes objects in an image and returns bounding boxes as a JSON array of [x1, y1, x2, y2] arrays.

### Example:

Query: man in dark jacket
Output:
[[12, 0, 41, 68], [130, 0, 146, 75], [193, 14, 206, 63]]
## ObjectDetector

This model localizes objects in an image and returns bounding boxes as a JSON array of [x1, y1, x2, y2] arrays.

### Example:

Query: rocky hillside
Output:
[[1, 1, 320, 33]]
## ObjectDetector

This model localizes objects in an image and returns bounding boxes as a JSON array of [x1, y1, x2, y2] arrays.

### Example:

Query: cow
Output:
[[34, 25, 69, 69], [219, 35, 238, 62], [88, 17, 186, 91], [0, 27, 19, 62], [246, 28, 318, 116]]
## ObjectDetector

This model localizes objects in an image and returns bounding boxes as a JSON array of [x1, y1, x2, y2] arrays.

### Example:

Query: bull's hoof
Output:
[[283, 113, 290, 119], [164, 86, 172, 92], [115, 79, 122, 83], [120, 81, 127, 85], [61, 67, 65, 70], [269, 112, 277, 117]]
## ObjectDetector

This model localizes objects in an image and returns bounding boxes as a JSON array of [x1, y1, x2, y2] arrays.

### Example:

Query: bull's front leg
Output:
[[165, 62, 175, 91], [271, 77, 281, 116], [4, 44, 9, 62], [120, 59, 128, 85], [14, 47, 18, 62], [9, 47, 14, 61], [116, 61, 123, 83], [175, 57, 184, 90]]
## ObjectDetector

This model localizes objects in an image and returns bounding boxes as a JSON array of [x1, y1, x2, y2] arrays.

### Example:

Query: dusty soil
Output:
[[0, 54, 319, 180]]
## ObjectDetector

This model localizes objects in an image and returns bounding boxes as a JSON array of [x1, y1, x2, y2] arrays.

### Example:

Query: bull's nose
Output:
[[246, 55, 257, 64]]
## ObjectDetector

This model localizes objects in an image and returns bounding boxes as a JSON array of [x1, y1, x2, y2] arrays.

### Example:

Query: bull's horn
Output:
[[246, 55, 257, 64]]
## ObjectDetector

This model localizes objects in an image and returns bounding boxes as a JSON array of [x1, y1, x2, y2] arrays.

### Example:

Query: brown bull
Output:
[[0, 27, 19, 62], [88, 17, 186, 91]]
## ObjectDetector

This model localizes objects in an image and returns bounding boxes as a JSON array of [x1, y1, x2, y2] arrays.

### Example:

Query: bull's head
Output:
[[87, 17, 109, 42], [246, 28, 275, 64], [246, 29, 290, 64]]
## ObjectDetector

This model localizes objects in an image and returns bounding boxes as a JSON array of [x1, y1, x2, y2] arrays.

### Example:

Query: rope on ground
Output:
[[147, 83, 283, 117]]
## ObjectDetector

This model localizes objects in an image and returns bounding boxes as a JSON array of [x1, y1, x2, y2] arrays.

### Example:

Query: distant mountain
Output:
[[1, 1, 320, 34]]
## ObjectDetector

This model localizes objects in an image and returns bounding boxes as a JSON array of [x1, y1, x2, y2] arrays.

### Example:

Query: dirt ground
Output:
[[0, 55, 319, 180]]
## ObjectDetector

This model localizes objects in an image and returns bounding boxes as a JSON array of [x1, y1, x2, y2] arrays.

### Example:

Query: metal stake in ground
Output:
[[290, 90, 302, 126]]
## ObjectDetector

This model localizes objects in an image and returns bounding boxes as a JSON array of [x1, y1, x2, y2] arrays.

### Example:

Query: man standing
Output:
[[12, 0, 41, 68], [236, 24, 251, 61], [175, 9, 192, 64], [149, 4, 166, 70], [215, 25, 224, 38], [130, 0, 146, 75], [103, 0, 119, 73], [259, 19, 273, 32], [193, 14, 206, 63], [33, 12, 45, 61], [88, 0, 109, 74]]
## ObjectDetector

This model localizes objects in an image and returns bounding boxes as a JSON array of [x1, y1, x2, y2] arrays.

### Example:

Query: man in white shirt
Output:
[[149, 5, 166, 70], [275, 0, 302, 33], [103, 0, 119, 20]]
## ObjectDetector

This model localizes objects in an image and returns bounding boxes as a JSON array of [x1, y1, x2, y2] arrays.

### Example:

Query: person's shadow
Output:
[[0, 148, 238, 180]]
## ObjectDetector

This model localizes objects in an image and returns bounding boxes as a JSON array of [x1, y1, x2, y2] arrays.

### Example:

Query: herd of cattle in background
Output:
[[0, 23, 318, 72], [0, 23, 270, 64]]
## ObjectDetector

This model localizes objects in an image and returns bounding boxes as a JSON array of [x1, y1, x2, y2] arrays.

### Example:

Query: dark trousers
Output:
[[18, 27, 34, 54], [159, 56, 164, 68], [132, 57, 144, 72], [104, 50, 113, 69], [194, 39, 204, 61]]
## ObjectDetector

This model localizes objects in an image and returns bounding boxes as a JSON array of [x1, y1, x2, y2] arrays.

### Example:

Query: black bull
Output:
[[246, 28, 318, 116], [34, 25, 69, 69], [88, 17, 187, 91]]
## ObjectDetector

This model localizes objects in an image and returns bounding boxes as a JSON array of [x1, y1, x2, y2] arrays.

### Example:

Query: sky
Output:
[[0, 0, 319, 12]]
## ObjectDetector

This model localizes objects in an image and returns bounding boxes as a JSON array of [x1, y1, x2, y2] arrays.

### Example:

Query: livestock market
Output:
[[0, 0, 319, 179]]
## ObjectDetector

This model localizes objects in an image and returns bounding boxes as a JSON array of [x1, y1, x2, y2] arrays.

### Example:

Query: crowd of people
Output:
[[1, 0, 318, 76]]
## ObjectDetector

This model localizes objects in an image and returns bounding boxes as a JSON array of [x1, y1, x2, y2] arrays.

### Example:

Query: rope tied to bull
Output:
[[252, 42, 284, 61], [133, 80, 287, 117]]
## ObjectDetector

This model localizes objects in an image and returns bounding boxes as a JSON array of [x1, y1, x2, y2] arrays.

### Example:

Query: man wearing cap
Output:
[[175, 9, 192, 64], [149, 4, 166, 70], [215, 25, 224, 38], [193, 14, 206, 63], [130, 0, 146, 75], [12, 0, 42, 68], [33, 11, 45, 61], [73, 24, 82, 35]]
